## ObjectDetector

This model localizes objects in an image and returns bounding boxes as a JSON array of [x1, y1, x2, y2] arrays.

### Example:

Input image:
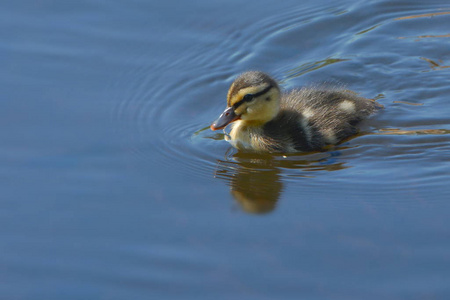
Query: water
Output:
[[1, 0, 450, 299]]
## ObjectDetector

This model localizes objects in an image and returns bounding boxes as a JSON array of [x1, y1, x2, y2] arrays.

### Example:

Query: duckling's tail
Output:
[[370, 98, 384, 109]]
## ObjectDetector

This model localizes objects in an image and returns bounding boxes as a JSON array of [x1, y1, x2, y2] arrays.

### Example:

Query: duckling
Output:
[[210, 71, 382, 152]]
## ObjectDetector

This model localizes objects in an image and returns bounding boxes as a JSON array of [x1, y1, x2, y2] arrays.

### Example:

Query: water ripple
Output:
[[111, 1, 450, 185]]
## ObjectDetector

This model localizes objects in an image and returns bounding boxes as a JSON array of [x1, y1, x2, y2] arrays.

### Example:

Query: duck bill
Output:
[[210, 107, 240, 131]]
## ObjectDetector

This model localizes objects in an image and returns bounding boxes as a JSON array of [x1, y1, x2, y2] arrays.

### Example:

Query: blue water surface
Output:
[[1, 0, 450, 299]]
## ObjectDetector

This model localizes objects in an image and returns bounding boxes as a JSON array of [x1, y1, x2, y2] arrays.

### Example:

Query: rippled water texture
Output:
[[1, 0, 450, 299]]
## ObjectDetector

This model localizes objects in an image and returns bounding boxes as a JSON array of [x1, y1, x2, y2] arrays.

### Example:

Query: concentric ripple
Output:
[[111, 0, 450, 184], [110, 3, 357, 179]]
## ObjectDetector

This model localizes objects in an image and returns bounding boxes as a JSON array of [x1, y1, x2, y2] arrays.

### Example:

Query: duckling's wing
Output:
[[263, 110, 315, 152], [281, 88, 380, 148]]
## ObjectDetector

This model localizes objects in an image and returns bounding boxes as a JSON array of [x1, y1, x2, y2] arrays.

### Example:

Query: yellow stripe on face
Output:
[[228, 84, 270, 107]]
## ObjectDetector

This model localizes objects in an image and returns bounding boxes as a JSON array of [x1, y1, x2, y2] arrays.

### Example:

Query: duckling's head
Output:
[[211, 71, 280, 130]]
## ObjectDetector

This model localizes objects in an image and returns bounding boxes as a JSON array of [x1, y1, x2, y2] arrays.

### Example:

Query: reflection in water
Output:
[[223, 165, 282, 214], [394, 11, 450, 20], [399, 34, 450, 40], [377, 128, 450, 135], [212, 128, 450, 214], [214, 150, 347, 214], [285, 58, 349, 80], [420, 57, 450, 71], [392, 100, 423, 106]]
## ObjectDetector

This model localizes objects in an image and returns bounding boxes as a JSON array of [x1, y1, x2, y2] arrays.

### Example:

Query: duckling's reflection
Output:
[[230, 167, 281, 214], [214, 149, 347, 214], [211, 125, 450, 214]]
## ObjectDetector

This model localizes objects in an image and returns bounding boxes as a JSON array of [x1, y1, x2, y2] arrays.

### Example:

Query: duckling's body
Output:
[[211, 71, 381, 153]]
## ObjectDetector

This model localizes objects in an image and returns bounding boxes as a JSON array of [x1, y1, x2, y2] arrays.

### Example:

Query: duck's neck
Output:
[[228, 120, 264, 150], [230, 104, 281, 139]]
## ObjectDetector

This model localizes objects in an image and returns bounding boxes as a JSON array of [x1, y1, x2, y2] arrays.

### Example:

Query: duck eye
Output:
[[243, 94, 253, 102]]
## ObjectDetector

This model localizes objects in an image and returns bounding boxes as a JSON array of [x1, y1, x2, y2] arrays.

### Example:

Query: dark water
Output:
[[1, 0, 450, 299]]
